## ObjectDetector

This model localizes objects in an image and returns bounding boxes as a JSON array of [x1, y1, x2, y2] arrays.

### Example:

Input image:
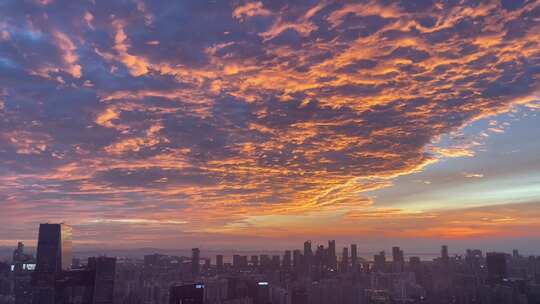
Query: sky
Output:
[[1, 0, 540, 253]]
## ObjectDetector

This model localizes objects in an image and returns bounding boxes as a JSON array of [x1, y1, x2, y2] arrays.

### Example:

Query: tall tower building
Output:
[[328, 240, 337, 270], [32, 223, 72, 304], [283, 250, 292, 269], [216, 255, 224, 271], [88, 256, 116, 304], [351, 244, 358, 270], [303, 241, 312, 272], [192, 248, 200, 277], [13, 242, 33, 304], [392, 246, 404, 272], [373, 251, 386, 272], [341, 247, 349, 273], [441, 245, 449, 264], [35, 223, 72, 273], [293, 250, 302, 273], [13, 242, 26, 263], [31, 223, 115, 304]]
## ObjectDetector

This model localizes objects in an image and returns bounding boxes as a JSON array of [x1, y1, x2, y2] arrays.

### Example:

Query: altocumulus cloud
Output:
[[0, 0, 540, 245]]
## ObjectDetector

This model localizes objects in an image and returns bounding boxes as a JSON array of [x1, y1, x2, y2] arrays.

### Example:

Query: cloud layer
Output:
[[1, 0, 540, 247]]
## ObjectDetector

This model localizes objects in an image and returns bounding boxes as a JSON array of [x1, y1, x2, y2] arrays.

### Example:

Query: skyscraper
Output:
[[441, 245, 449, 264], [13, 242, 26, 263], [13, 242, 34, 304], [328, 240, 337, 270], [304, 240, 313, 271], [32, 224, 115, 304], [192, 248, 200, 277], [486, 252, 507, 285], [88, 256, 116, 304], [35, 223, 72, 273], [341, 247, 349, 273], [32, 223, 72, 304], [374, 251, 386, 272], [392, 246, 404, 272], [216, 254, 224, 271], [293, 250, 302, 273], [351, 244, 358, 270], [283, 250, 292, 269]]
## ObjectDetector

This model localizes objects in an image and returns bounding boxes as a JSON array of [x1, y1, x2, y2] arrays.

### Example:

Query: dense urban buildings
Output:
[[169, 283, 204, 304], [0, 224, 117, 304], [2, 0, 540, 303], [2, 225, 540, 303]]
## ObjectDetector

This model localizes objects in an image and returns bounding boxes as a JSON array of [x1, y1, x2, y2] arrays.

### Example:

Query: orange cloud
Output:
[[112, 20, 150, 77], [52, 31, 82, 78], [233, 2, 272, 21]]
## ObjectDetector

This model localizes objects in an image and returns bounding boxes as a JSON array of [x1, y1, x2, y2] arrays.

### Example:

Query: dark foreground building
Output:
[[31, 223, 116, 304], [169, 283, 204, 304], [32, 223, 73, 304]]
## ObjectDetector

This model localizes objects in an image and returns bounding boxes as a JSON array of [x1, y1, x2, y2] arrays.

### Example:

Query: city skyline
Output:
[[1, 0, 540, 251], [2, 223, 536, 303]]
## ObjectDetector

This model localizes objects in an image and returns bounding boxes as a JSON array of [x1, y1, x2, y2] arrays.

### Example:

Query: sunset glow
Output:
[[1, 0, 540, 251]]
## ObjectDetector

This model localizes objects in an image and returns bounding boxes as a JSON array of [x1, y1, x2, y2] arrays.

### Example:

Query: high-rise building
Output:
[[192, 248, 200, 277], [169, 283, 204, 304], [88, 256, 116, 304], [392, 247, 402, 263], [283, 250, 292, 269], [441, 245, 449, 264], [304, 240, 312, 271], [216, 254, 224, 271], [272, 255, 280, 268], [260, 254, 270, 268], [304, 241, 312, 257], [293, 250, 303, 272], [251, 255, 259, 267], [487, 252, 507, 285], [351, 244, 358, 270], [374, 251, 386, 272], [315, 245, 325, 268], [35, 223, 72, 273], [233, 255, 248, 269], [392, 246, 404, 272], [328, 240, 337, 270], [31, 224, 115, 304], [233, 254, 241, 269], [32, 223, 72, 304], [13, 242, 34, 304], [13, 242, 27, 263], [341, 247, 349, 272]]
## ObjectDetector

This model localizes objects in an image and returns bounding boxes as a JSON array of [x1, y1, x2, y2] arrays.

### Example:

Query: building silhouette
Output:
[[32, 223, 72, 304], [441, 245, 449, 264], [191, 248, 200, 278], [215, 255, 223, 271], [351, 244, 358, 270], [487, 252, 507, 285], [31, 223, 116, 304]]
